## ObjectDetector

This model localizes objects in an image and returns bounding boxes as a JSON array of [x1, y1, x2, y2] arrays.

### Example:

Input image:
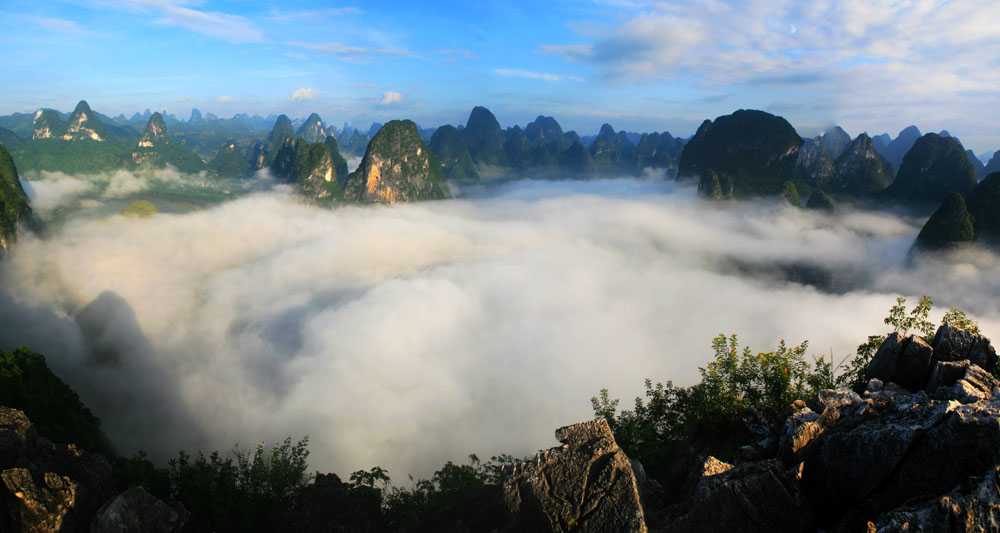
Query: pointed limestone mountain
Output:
[[833, 133, 894, 194], [296, 140, 344, 202], [0, 143, 33, 254], [63, 100, 109, 141], [208, 140, 251, 178], [131, 113, 204, 172], [463, 106, 509, 167], [677, 109, 803, 196], [557, 138, 597, 177], [525, 116, 564, 143], [590, 124, 638, 175], [793, 136, 836, 189], [871, 133, 891, 153], [430, 125, 479, 180], [503, 126, 532, 172], [914, 192, 975, 250], [249, 115, 296, 171], [32, 109, 66, 140], [881, 125, 922, 169], [636, 132, 684, 171], [821, 126, 852, 159], [189, 108, 203, 122], [344, 120, 450, 203], [806, 190, 835, 211], [885, 133, 977, 203], [965, 172, 1000, 242], [297, 113, 328, 144]]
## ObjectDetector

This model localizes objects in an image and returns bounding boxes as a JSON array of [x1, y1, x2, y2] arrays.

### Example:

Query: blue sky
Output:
[[2, 0, 998, 154]]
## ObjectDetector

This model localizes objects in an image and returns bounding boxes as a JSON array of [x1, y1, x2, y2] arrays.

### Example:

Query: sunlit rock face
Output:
[[32, 109, 65, 140], [297, 113, 328, 144], [62, 100, 107, 142], [344, 119, 450, 204]]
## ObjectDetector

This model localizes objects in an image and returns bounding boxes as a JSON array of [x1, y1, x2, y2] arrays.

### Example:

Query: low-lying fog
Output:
[[3, 171, 1000, 479]]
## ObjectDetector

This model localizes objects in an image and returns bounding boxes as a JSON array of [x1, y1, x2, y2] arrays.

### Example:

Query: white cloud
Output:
[[25, 16, 105, 38], [216, 95, 237, 103], [4, 178, 1000, 479], [92, 0, 264, 43], [289, 88, 319, 101], [435, 49, 479, 62], [377, 91, 403, 105], [290, 41, 413, 63], [493, 68, 581, 82]]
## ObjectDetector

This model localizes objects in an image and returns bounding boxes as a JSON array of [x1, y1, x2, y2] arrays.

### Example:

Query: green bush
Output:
[[0, 346, 114, 454]]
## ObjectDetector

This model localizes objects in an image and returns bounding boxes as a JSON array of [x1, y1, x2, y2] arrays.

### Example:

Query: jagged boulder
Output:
[[91, 486, 189, 532], [931, 323, 998, 372], [865, 332, 935, 392], [663, 459, 811, 533], [873, 464, 1000, 532], [502, 419, 647, 532], [0, 406, 114, 532]]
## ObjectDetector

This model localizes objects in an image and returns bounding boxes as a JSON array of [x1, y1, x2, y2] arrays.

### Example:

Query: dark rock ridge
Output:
[[463, 106, 509, 168], [208, 140, 251, 178], [430, 125, 479, 180], [678, 109, 803, 197], [968, 149, 986, 179], [0, 142, 33, 255], [966, 172, 1000, 241], [914, 192, 975, 250], [884, 133, 977, 203], [344, 120, 450, 203], [983, 151, 1000, 178], [590, 124, 639, 175]]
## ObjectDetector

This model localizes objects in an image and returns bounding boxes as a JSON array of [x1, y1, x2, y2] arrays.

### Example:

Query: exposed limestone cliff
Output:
[[344, 120, 450, 204]]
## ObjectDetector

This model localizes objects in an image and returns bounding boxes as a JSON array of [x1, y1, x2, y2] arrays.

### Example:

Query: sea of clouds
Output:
[[2, 173, 999, 479]]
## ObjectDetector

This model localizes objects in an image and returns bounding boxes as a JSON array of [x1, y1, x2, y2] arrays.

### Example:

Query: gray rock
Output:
[[865, 333, 934, 392], [663, 460, 812, 533], [0, 407, 113, 532], [502, 419, 647, 532], [779, 408, 823, 465], [817, 389, 863, 411], [91, 486, 189, 532], [930, 363, 1000, 403], [873, 464, 1000, 532], [932, 324, 998, 373]]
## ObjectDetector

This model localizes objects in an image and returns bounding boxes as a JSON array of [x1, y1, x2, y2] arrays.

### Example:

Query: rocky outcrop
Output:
[[344, 120, 450, 203], [0, 407, 114, 532], [677, 109, 803, 197], [502, 419, 647, 532], [62, 100, 109, 141], [792, 137, 836, 189], [91, 486, 188, 532], [295, 141, 343, 201], [31, 109, 66, 140]]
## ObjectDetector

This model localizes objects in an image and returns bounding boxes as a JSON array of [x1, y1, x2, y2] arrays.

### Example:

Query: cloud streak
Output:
[[3, 177, 1000, 479], [93, 0, 264, 43]]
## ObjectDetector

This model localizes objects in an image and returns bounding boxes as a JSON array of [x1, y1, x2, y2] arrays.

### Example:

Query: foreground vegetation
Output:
[[0, 295, 985, 530]]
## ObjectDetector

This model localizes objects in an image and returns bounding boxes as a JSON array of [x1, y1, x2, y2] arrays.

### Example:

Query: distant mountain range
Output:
[[1, 99, 998, 251]]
